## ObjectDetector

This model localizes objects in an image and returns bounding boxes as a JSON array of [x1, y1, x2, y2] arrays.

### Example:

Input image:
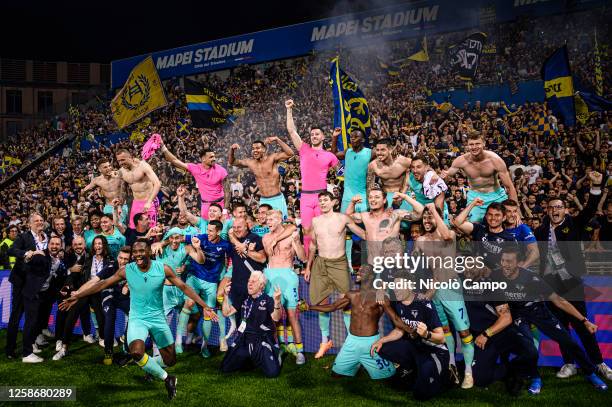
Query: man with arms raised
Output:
[[263, 210, 306, 364], [229, 137, 294, 218], [61, 240, 218, 400], [414, 203, 475, 389], [347, 189, 424, 264], [286, 99, 339, 255], [115, 149, 162, 229], [305, 191, 366, 358], [82, 158, 128, 225], [441, 132, 517, 222], [366, 139, 412, 210], [160, 139, 229, 219]]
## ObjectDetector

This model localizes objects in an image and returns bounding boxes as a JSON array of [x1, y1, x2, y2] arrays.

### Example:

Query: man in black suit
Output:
[[22, 235, 66, 363], [6, 212, 48, 359]]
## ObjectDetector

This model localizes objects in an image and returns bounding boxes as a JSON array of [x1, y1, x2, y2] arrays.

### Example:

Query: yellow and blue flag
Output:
[[378, 60, 401, 76], [184, 78, 237, 128], [330, 57, 371, 151], [111, 56, 168, 129], [176, 118, 190, 136], [594, 31, 603, 96], [395, 37, 429, 66], [542, 46, 575, 126], [521, 109, 556, 138], [575, 91, 612, 124]]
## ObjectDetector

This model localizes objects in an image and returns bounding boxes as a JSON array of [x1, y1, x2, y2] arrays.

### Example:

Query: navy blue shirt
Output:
[[393, 299, 447, 354], [495, 267, 554, 316], [97, 260, 129, 300], [228, 233, 266, 295], [471, 223, 517, 269], [241, 293, 275, 336]]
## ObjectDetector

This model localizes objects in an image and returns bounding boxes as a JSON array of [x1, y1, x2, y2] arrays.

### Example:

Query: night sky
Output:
[[3, 0, 410, 63]]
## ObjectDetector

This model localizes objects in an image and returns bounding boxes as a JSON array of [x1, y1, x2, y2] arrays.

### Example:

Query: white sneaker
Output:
[[35, 334, 48, 346], [557, 363, 578, 378], [99, 339, 105, 348], [22, 353, 43, 363], [296, 353, 306, 365], [83, 335, 95, 344], [42, 329, 54, 338], [55, 340, 63, 352], [52, 348, 66, 361], [32, 343, 42, 354], [597, 363, 612, 381], [219, 339, 228, 352], [461, 372, 474, 389]]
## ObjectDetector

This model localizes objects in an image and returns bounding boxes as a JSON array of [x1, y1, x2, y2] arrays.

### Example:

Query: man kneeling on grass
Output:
[[221, 271, 283, 378]]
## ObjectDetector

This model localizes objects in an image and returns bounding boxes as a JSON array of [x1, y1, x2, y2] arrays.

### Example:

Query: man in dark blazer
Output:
[[6, 212, 48, 359], [22, 235, 66, 363], [535, 197, 612, 380]]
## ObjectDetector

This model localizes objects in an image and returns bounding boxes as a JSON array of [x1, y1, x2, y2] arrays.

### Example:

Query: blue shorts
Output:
[[332, 333, 396, 379], [259, 193, 288, 219], [264, 267, 299, 310], [103, 203, 128, 226], [466, 188, 508, 223], [186, 275, 217, 317], [128, 315, 173, 349], [433, 289, 470, 332]]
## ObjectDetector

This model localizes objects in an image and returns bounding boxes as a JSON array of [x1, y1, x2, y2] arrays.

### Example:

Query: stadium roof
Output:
[[2, 0, 411, 63]]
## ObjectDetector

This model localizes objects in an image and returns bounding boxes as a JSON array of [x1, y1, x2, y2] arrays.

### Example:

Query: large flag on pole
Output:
[[542, 45, 575, 126], [111, 56, 168, 129], [329, 57, 371, 152]]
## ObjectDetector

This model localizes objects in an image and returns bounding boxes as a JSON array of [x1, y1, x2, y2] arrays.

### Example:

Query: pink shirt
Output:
[[299, 143, 338, 191], [187, 163, 227, 202]]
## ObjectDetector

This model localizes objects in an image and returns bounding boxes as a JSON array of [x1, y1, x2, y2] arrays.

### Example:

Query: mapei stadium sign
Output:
[[111, 0, 604, 88]]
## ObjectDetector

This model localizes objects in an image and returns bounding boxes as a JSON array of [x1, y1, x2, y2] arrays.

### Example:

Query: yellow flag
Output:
[[111, 56, 168, 129]]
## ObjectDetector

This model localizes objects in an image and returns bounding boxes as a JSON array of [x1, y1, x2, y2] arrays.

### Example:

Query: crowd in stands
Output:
[[0, 7, 610, 241]]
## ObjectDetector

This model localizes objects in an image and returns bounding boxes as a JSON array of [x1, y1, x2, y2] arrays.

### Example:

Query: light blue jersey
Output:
[[341, 147, 371, 213]]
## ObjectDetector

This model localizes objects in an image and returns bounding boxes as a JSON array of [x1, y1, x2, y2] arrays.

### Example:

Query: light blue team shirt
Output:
[[125, 260, 166, 320], [343, 147, 372, 197], [195, 217, 230, 240]]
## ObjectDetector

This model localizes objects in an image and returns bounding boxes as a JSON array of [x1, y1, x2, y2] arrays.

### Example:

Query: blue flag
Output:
[[577, 91, 612, 112], [542, 46, 575, 126], [330, 57, 371, 152]]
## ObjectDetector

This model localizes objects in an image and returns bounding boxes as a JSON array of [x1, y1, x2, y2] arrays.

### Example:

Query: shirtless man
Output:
[[286, 99, 339, 256], [82, 158, 128, 225], [366, 138, 412, 210], [440, 132, 517, 222], [229, 137, 294, 218], [413, 203, 475, 389], [115, 149, 161, 229], [304, 191, 366, 358], [304, 268, 396, 380], [159, 137, 230, 219], [347, 189, 424, 264], [262, 210, 306, 364]]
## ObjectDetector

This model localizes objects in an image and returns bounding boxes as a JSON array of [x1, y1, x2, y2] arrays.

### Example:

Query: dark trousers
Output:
[[378, 338, 449, 401], [22, 290, 54, 357], [62, 294, 105, 346], [102, 295, 130, 354], [6, 281, 24, 356], [229, 290, 247, 325], [221, 333, 281, 378], [516, 303, 596, 375], [472, 328, 539, 387], [544, 275, 604, 365]]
